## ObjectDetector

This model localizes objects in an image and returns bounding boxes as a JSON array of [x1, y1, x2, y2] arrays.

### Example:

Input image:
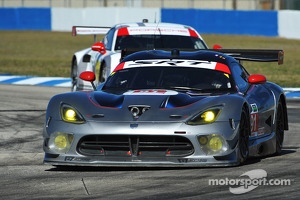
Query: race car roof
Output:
[[114, 22, 200, 37], [114, 50, 232, 74], [115, 49, 283, 74]]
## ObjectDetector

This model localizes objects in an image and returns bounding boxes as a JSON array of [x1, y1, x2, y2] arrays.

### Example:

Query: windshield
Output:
[[103, 67, 233, 93], [114, 35, 207, 50]]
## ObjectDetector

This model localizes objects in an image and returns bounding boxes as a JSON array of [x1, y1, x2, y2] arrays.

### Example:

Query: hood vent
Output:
[[93, 92, 124, 108], [161, 93, 204, 108]]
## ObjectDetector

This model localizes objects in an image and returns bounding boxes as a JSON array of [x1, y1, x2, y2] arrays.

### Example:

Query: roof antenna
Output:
[[153, 19, 161, 50]]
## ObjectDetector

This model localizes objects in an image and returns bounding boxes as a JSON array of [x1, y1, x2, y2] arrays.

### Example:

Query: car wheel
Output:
[[274, 101, 284, 155], [71, 58, 78, 91], [237, 107, 250, 164]]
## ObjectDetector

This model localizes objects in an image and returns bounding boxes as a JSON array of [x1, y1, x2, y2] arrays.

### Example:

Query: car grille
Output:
[[77, 135, 194, 157]]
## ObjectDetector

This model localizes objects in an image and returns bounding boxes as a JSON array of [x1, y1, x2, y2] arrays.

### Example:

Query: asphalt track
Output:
[[0, 84, 299, 199]]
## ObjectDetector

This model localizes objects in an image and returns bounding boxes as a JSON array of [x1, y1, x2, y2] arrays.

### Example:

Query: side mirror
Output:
[[248, 74, 267, 84], [213, 44, 222, 49], [91, 42, 106, 54], [79, 71, 96, 90]]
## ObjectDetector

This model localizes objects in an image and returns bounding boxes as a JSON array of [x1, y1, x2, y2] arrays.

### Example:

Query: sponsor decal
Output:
[[178, 158, 207, 163], [250, 103, 259, 134], [251, 104, 258, 113], [65, 156, 91, 162], [130, 123, 139, 129], [124, 89, 178, 95], [257, 127, 265, 135], [127, 27, 190, 36]]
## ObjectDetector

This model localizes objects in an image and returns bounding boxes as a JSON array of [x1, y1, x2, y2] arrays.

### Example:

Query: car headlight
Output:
[[61, 104, 85, 124], [48, 132, 74, 153], [187, 108, 221, 125], [198, 134, 228, 155]]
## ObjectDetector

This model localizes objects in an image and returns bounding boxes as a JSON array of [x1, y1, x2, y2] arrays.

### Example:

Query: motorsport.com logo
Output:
[[208, 169, 292, 194]]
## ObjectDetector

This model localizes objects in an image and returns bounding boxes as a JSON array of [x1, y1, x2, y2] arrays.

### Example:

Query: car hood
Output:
[[85, 89, 217, 122]]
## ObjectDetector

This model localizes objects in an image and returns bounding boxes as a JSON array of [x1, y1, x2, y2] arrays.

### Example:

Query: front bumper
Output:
[[43, 120, 241, 167], [44, 150, 239, 167]]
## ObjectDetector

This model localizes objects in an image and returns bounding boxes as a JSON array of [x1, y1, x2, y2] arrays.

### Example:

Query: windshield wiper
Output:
[[169, 86, 203, 92], [169, 86, 218, 96]]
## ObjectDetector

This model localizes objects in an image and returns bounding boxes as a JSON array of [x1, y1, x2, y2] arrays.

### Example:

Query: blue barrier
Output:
[[0, 8, 51, 30], [0, 7, 281, 37], [0, 7, 278, 36], [161, 9, 278, 36]]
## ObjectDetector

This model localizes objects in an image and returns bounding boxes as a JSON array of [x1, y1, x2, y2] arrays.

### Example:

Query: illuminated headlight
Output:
[[61, 104, 85, 124], [187, 108, 221, 125], [198, 134, 228, 155], [48, 132, 74, 153]]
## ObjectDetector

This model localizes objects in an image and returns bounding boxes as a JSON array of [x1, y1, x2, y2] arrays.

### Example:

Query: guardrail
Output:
[[0, 0, 283, 10]]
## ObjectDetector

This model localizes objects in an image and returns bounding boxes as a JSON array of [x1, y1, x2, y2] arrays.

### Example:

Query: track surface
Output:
[[0, 84, 299, 199]]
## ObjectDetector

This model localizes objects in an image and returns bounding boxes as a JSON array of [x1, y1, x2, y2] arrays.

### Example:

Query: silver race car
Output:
[[43, 49, 288, 167]]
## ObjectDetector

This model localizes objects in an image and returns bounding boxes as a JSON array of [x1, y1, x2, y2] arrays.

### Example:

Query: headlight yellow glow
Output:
[[187, 108, 221, 125], [54, 135, 68, 149], [201, 111, 215, 122], [199, 136, 208, 145], [65, 109, 77, 121], [198, 134, 228, 155], [61, 104, 85, 124], [208, 136, 223, 152], [49, 132, 74, 153]]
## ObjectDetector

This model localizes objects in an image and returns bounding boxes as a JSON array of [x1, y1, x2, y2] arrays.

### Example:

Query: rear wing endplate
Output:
[[72, 26, 110, 42], [214, 49, 284, 65]]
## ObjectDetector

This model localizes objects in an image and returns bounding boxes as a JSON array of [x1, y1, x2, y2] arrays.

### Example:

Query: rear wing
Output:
[[214, 49, 284, 65], [121, 48, 284, 65], [72, 26, 110, 42]]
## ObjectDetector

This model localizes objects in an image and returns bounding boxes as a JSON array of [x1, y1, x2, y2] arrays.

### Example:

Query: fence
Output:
[[0, 0, 290, 10]]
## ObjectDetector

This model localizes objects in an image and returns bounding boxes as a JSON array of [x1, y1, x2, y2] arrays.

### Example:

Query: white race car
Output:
[[71, 20, 209, 91]]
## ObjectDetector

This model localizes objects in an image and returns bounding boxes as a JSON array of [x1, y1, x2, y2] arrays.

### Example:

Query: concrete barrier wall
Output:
[[278, 10, 300, 40], [0, 7, 299, 39], [51, 7, 161, 31]]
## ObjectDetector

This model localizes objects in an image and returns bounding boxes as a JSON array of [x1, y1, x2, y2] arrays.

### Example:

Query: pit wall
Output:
[[0, 7, 299, 39]]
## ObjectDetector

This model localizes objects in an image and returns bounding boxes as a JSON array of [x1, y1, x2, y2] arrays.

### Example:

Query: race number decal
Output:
[[124, 90, 178, 95]]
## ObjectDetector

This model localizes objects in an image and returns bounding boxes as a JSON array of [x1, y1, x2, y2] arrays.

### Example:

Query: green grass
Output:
[[203, 34, 300, 87], [0, 31, 300, 87]]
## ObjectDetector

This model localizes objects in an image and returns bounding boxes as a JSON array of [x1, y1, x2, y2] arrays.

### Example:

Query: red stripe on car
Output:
[[215, 63, 231, 74], [117, 27, 129, 36], [113, 62, 125, 72], [188, 29, 199, 38]]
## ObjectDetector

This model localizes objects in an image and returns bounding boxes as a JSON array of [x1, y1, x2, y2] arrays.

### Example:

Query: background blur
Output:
[[1, 0, 300, 39], [0, 0, 300, 10], [1, 0, 300, 87]]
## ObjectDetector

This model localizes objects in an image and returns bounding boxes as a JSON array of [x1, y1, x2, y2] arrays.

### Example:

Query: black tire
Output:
[[237, 107, 250, 165], [99, 62, 108, 83], [274, 101, 285, 155], [71, 58, 78, 91]]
